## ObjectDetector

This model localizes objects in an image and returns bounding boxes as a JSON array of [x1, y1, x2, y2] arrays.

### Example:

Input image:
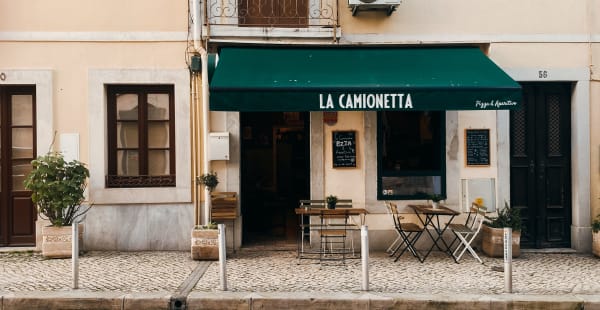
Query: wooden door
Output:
[[0, 86, 37, 246], [510, 83, 571, 248]]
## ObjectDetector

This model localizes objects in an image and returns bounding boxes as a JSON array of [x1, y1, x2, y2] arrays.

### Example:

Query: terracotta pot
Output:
[[41, 224, 84, 259], [191, 229, 219, 260], [593, 231, 600, 258], [481, 224, 520, 258]]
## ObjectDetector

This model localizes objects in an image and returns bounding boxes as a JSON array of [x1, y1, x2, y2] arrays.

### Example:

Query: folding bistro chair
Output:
[[385, 202, 424, 262], [447, 203, 486, 263], [319, 209, 352, 265]]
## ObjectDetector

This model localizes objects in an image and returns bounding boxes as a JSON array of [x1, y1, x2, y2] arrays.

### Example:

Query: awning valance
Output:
[[209, 47, 521, 111]]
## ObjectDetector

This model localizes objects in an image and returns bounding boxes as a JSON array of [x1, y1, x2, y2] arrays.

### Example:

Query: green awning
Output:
[[209, 47, 521, 111]]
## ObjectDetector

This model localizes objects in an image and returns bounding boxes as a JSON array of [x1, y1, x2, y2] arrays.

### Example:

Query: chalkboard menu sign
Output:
[[332, 131, 357, 168], [465, 129, 490, 166]]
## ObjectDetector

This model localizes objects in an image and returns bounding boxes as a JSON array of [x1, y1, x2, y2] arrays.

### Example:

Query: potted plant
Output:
[[24, 152, 90, 258], [429, 194, 445, 209], [191, 222, 219, 260], [482, 201, 521, 258], [197, 172, 219, 192], [592, 215, 600, 257], [326, 195, 338, 209]]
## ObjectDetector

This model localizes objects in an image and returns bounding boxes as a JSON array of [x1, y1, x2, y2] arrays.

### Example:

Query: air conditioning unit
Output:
[[348, 0, 401, 16]]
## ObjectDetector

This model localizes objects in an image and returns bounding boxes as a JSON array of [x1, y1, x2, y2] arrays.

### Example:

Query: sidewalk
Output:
[[1, 248, 600, 309]]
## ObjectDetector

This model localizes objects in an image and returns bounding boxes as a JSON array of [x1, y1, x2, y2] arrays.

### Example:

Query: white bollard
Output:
[[361, 225, 369, 291], [504, 227, 512, 293], [218, 224, 227, 291], [72, 221, 79, 289]]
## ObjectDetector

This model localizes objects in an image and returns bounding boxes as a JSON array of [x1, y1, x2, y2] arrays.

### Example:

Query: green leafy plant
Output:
[[197, 172, 219, 192], [326, 195, 338, 204], [485, 201, 522, 231], [195, 222, 218, 230], [592, 215, 600, 233], [24, 152, 90, 226], [429, 194, 446, 203]]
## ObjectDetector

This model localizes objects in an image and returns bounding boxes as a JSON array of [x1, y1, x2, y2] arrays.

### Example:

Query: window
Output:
[[238, 0, 308, 27], [106, 85, 175, 187], [377, 111, 445, 200]]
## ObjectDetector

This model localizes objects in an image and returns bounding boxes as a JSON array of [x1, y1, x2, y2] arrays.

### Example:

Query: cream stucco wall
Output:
[[0, 0, 187, 31]]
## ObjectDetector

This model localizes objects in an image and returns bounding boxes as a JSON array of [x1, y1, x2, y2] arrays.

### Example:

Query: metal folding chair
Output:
[[386, 202, 424, 262], [319, 209, 350, 265], [447, 203, 486, 263]]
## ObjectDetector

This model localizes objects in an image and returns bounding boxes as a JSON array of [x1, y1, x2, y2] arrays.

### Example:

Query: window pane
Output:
[[116, 94, 138, 120], [379, 111, 445, 199], [117, 150, 139, 176], [148, 150, 169, 175], [12, 160, 33, 191], [11, 95, 33, 126], [117, 122, 139, 148], [147, 94, 169, 120], [381, 176, 442, 197], [148, 122, 169, 148], [12, 128, 33, 158], [381, 111, 441, 172]]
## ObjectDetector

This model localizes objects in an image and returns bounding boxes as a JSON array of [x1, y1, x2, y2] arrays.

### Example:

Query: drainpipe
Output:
[[191, 0, 211, 225]]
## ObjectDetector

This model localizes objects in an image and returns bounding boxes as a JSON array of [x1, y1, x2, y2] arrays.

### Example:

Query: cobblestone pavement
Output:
[[2, 249, 600, 296], [0, 251, 197, 293], [194, 250, 600, 295]]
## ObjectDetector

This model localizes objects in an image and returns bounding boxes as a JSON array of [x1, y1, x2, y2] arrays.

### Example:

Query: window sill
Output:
[[207, 25, 340, 40]]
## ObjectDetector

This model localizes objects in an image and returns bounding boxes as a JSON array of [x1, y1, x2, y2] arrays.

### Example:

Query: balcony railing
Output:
[[207, 0, 338, 31]]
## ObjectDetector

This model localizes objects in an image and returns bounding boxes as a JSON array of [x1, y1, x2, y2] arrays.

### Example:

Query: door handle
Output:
[[529, 160, 535, 174]]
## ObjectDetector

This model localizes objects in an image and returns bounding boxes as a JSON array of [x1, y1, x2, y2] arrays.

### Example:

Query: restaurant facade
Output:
[[0, 0, 598, 253]]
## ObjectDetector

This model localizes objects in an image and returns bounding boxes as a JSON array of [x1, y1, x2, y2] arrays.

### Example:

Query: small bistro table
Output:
[[294, 207, 367, 262], [407, 204, 460, 263]]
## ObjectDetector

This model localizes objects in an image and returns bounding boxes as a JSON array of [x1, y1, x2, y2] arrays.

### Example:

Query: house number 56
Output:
[[538, 70, 548, 79]]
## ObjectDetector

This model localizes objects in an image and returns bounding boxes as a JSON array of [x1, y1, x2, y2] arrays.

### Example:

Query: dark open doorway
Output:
[[240, 112, 310, 245]]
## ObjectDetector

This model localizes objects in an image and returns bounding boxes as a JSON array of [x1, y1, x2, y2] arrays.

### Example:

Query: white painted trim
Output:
[[0, 31, 187, 42], [341, 34, 596, 44], [0, 70, 54, 156], [503, 67, 590, 82], [88, 69, 191, 204]]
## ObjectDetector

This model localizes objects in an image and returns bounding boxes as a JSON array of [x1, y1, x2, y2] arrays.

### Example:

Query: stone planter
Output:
[[41, 224, 84, 259], [593, 231, 600, 258], [191, 229, 219, 260], [481, 224, 520, 258]]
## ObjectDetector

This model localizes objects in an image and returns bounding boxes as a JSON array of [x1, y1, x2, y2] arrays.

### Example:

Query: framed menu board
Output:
[[332, 131, 356, 168], [465, 129, 490, 166]]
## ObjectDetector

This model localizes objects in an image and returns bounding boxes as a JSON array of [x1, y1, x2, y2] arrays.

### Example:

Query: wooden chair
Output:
[[447, 203, 487, 263], [385, 202, 424, 262]]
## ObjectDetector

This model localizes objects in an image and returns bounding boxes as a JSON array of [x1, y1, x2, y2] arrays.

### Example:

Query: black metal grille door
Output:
[[510, 83, 571, 248]]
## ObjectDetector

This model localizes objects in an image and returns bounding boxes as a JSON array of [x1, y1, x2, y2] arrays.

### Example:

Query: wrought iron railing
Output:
[[207, 0, 338, 28]]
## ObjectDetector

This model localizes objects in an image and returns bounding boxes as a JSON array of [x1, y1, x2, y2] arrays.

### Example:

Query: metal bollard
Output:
[[72, 221, 79, 289], [504, 227, 512, 293], [361, 225, 369, 291], [218, 224, 227, 291]]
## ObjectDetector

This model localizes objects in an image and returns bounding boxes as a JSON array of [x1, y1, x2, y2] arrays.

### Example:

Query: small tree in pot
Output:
[[197, 172, 219, 192], [482, 201, 522, 258], [592, 215, 600, 257], [24, 152, 90, 258]]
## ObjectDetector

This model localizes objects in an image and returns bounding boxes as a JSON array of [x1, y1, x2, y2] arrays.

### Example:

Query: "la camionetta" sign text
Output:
[[319, 93, 414, 110]]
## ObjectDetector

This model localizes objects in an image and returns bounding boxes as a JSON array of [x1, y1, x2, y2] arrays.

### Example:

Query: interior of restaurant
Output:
[[240, 112, 310, 245]]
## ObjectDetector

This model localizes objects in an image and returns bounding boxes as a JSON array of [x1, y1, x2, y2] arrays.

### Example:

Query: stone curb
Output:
[[186, 292, 600, 310], [2, 291, 600, 310], [0, 291, 171, 310]]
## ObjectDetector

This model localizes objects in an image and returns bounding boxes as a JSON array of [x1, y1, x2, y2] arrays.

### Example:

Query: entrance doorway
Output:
[[510, 83, 571, 248], [0, 86, 37, 246], [240, 112, 309, 245]]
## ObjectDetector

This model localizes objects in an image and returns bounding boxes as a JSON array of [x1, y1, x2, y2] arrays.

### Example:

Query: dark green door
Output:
[[510, 83, 571, 248]]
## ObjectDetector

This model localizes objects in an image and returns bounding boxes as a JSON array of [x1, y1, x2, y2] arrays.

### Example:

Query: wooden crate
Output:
[[211, 192, 237, 220]]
